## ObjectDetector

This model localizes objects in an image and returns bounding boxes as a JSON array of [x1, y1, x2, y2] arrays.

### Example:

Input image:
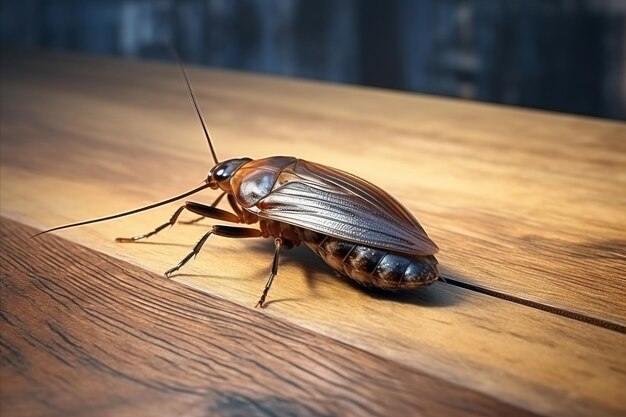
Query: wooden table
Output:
[[1, 50, 625, 417]]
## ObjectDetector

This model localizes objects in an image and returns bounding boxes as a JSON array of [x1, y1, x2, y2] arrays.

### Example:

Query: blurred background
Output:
[[1, 0, 625, 120]]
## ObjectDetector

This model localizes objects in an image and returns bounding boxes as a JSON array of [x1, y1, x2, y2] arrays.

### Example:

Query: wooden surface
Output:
[[1, 218, 537, 417], [1, 50, 625, 417]]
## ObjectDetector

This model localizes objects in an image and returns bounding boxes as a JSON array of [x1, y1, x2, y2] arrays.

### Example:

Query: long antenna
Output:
[[33, 183, 211, 238], [169, 46, 219, 165]]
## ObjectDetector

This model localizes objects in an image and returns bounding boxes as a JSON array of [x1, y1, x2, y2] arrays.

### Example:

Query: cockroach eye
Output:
[[212, 158, 252, 183]]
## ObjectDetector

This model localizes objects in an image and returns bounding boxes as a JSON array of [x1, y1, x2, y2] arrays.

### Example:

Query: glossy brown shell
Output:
[[231, 157, 439, 256]]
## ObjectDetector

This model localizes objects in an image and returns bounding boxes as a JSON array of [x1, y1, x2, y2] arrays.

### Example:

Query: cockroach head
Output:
[[208, 157, 252, 191]]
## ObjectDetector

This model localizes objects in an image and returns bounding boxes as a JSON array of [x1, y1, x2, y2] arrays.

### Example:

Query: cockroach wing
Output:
[[255, 159, 439, 255]]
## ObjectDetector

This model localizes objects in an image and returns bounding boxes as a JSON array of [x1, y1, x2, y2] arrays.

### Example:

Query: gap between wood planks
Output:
[[441, 278, 626, 334]]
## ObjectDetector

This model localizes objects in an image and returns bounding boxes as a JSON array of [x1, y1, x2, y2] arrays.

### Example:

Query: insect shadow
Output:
[[122, 241, 191, 248], [244, 240, 463, 308]]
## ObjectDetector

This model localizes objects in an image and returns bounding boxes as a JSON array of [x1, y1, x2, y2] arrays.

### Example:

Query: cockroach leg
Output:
[[116, 205, 187, 243], [164, 229, 214, 278], [210, 225, 263, 238], [256, 238, 283, 308], [185, 202, 240, 223], [179, 192, 226, 225], [116, 200, 240, 243], [227, 194, 244, 219], [178, 216, 205, 225], [165, 225, 262, 278]]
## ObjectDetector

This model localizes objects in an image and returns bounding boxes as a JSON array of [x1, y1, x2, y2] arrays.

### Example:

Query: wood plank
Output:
[[2, 50, 624, 326], [1, 218, 535, 417], [1, 50, 625, 417]]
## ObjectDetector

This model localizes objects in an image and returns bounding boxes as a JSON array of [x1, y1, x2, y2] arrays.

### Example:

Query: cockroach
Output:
[[36, 54, 440, 308]]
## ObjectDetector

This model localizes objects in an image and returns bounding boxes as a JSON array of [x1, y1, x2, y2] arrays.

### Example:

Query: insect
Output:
[[36, 54, 440, 308]]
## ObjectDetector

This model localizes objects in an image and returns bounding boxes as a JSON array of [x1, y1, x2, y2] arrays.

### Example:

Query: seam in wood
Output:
[[442, 277, 626, 334]]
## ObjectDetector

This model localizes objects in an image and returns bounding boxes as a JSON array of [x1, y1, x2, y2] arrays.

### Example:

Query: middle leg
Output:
[[164, 225, 262, 277]]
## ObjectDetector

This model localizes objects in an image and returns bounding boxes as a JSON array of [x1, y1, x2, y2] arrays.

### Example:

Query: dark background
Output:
[[1, 0, 625, 120]]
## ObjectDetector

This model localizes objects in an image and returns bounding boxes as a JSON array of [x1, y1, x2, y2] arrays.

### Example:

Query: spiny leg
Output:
[[165, 229, 213, 277], [185, 202, 240, 223], [116, 206, 186, 243], [116, 200, 240, 243], [165, 225, 262, 277], [179, 192, 225, 225], [256, 238, 283, 308]]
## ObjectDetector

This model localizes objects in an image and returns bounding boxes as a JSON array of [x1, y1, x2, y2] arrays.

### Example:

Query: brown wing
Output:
[[252, 159, 438, 255]]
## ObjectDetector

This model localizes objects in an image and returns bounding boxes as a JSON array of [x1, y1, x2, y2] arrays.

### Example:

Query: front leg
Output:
[[178, 192, 226, 224], [116, 200, 240, 243]]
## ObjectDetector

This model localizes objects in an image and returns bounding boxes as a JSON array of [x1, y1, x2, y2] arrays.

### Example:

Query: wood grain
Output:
[[0, 218, 537, 417], [2, 50, 625, 326], [1, 50, 626, 417]]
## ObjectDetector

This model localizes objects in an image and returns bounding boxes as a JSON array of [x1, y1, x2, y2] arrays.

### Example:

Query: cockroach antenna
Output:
[[32, 183, 211, 238], [33, 48, 221, 238], [169, 46, 220, 165]]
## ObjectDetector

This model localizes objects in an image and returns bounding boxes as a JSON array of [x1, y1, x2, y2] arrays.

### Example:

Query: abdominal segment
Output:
[[298, 229, 438, 289]]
